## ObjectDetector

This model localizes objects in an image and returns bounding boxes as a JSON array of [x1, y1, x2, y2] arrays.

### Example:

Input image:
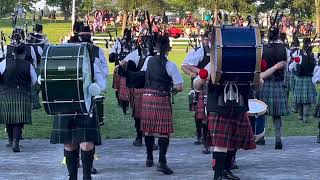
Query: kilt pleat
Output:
[[119, 76, 129, 101], [140, 89, 174, 134], [50, 114, 101, 145], [196, 91, 206, 120], [258, 80, 290, 116], [132, 88, 144, 119], [293, 76, 317, 104], [0, 91, 32, 124], [207, 112, 256, 150], [129, 88, 135, 109]]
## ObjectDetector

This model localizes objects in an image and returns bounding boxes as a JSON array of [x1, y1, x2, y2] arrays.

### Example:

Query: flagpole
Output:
[[71, 0, 76, 31]]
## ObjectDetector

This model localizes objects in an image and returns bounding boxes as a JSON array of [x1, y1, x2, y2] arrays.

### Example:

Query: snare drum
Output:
[[211, 26, 262, 84], [248, 99, 268, 141], [40, 43, 93, 115]]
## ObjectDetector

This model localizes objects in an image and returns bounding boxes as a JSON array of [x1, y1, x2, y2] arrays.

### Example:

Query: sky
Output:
[[34, 0, 46, 9]]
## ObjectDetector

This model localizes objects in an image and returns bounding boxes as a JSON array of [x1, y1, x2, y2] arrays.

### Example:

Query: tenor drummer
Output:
[[258, 26, 290, 149], [0, 43, 37, 152], [50, 24, 107, 179], [181, 31, 211, 154]]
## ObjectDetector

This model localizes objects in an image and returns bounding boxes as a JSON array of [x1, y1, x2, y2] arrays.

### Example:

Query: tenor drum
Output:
[[40, 43, 93, 115], [211, 26, 262, 84], [248, 99, 268, 141]]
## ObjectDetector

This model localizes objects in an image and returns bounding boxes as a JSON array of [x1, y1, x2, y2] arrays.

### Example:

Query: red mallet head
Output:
[[199, 69, 208, 79], [261, 59, 268, 72], [294, 56, 301, 63]]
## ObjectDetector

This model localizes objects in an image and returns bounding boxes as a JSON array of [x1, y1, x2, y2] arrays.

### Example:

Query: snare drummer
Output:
[[181, 31, 211, 154], [258, 26, 290, 150]]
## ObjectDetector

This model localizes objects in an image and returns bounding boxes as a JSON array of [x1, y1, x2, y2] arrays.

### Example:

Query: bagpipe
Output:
[[0, 31, 6, 60]]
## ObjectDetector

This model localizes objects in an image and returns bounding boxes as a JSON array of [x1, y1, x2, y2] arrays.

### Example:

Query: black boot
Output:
[[12, 125, 22, 152], [145, 136, 154, 167], [157, 137, 173, 175], [202, 123, 210, 154], [65, 149, 79, 180], [122, 101, 129, 115], [213, 152, 227, 180], [12, 139, 20, 152], [81, 149, 94, 180], [223, 151, 240, 180], [318, 122, 320, 143], [133, 118, 143, 146], [6, 124, 13, 147], [256, 136, 266, 145]]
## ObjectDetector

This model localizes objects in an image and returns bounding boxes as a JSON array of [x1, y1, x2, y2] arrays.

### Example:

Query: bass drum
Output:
[[40, 43, 93, 115]]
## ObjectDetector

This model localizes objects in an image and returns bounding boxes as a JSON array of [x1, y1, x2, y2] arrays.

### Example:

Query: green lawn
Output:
[[0, 18, 319, 139]]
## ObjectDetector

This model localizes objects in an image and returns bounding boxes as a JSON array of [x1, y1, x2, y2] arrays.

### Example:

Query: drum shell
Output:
[[212, 27, 262, 84], [40, 44, 92, 115], [250, 115, 265, 137]]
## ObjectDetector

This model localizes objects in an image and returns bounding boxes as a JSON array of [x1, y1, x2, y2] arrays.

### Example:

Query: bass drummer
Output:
[[49, 23, 107, 179]]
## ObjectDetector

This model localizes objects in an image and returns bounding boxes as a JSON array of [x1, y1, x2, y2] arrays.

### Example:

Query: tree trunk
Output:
[[316, 0, 320, 34], [121, 11, 128, 36]]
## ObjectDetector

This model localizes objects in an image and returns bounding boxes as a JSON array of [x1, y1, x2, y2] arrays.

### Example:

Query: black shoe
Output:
[[231, 164, 239, 170], [133, 139, 143, 146], [153, 143, 158, 151], [194, 139, 202, 145], [12, 139, 20, 153], [275, 141, 283, 149], [317, 136, 320, 143], [91, 166, 98, 174], [146, 159, 154, 167], [157, 163, 173, 175], [6, 140, 13, 147], [202, 147, 211, 154], [256, 137, 265, 145], [223, 170, 240, 180], [213, 176, 223, 180]]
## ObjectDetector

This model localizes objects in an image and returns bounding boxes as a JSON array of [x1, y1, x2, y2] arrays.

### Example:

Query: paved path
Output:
[[0, 137, 319, 180]]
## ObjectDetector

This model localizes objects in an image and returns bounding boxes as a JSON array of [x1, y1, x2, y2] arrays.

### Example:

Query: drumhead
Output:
[[248, 99, 268, 116], [82, 45, 92, 112]]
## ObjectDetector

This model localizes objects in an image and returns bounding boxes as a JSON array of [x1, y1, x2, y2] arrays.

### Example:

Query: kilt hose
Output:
[[258, 80, 290, 116], [50, 114, 102, 145], [140, 89, 174, 135], [293, 76, 317, 104], [0, 90, 32, 125], [132, 88, 144, 119], [196, 91, 206, 121], [112, 67, 120, 90], [119, 76, 130, 102], [207, 112, 256, 150], [31, 83, 41, 109]]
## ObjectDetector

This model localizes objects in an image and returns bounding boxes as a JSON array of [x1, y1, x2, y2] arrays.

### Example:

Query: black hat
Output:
[[268, 26, 279, 41], [73, 21, 84, 34], [291, 37, 300, 47], [80, 25, 91, 33]]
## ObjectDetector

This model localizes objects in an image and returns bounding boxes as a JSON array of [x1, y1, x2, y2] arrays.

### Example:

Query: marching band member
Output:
[[140, 34, 183, 174], [50, 24, 107, 180], [120, 36, 155, 147], [259, 26, 290, 149], [181, 31, 211, 153], [109, 28, 136, 114], [0, 43, 37, 152], [193, 56, 286, 180], [313, 53, 320, 143], [289, 38, 317, 123]]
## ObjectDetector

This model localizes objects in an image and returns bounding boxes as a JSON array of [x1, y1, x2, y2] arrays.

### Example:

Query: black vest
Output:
[[206, 79, 249, 116], [126, 56, 147, 89], [262, 42, 287, 81], [145, 55, 172, 92], [2, 58, 31, 91], [295, 51, 316, 77]]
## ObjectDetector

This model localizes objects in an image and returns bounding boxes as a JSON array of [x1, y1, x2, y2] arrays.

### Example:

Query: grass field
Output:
[[0, 18, 319, 140]]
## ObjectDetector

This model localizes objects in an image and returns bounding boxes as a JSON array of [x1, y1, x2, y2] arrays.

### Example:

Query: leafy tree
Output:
[[0, 0, 37, 17], [46, 0, 73, 20]]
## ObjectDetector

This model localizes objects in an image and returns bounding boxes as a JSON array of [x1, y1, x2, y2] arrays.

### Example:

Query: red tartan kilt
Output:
[[140, 89, 174, 134], [207, 112, 256, 150], [119, 76, 129, 101], [129, 88, 134, 108], [112, 68, 120, 90], [132, 88, 144, 119], [196, 91, 206, 120]]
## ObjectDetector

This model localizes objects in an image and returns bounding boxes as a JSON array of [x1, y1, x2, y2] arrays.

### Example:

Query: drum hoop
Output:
[[44, 44, 53, 115], [248, 99, 268, 116], [253, 28, 262, 85], [214, 27, 223, 84], [77, 45, 84, 113]]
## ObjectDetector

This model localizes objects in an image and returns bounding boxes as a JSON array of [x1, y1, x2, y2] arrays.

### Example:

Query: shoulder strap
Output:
[[137, 56, 146, 70]]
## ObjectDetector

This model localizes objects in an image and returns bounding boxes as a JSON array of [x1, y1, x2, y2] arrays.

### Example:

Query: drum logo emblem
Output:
[[58, 66, 66, 71]]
